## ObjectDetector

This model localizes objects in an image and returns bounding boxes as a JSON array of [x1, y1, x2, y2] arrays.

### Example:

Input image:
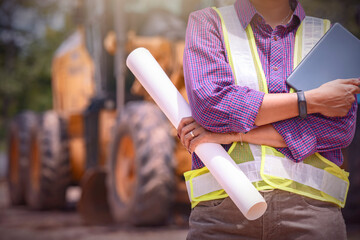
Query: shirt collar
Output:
[[234, 0, 306, 29]]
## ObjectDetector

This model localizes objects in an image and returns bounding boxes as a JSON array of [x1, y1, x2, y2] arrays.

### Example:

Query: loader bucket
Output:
[[78, 168, 113, 225]]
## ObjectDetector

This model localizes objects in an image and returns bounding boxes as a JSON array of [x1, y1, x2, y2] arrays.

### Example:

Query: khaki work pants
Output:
[[187, 190, 346, 240]]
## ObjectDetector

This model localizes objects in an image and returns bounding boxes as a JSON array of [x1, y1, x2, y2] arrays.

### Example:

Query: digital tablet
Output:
[[286, 23, 360, 91]]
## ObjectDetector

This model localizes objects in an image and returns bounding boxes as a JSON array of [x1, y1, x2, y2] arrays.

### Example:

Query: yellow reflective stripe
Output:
[[315, 151, 350, 182], [184, 165, 228, 207], [185, 165, 273, 208], [315, 151, 349, 203], [260, 146, 348, 207], [315, 152, 345, 172], [323, 19, 331, 34], [265, 154, 347, 200], [212, 7, 237, 85], [184, 167, 228, 207], [228, 142, 237, 155], [289, 88, 296, 93], [184, 165, 209, 181], [191, 190, 228, 208], [263, 146, 349, 179], [186, 157, 347, 208], [246, 26, 268, 94], [184, 166, 207, 203]]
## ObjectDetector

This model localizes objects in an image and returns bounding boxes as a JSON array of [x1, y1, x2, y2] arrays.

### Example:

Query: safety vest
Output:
[[185, 5, 349, 209]]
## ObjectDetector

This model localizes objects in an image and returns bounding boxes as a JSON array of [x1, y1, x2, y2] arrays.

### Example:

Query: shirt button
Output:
[[274, 36, 278, 41], [273, 67, 279, 71]]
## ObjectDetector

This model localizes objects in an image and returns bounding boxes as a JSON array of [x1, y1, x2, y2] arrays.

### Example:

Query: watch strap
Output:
[[297, 91, 307, 119]]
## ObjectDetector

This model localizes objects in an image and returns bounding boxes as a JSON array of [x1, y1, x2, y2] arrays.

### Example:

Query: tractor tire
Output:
[[7, 111, 37, 205], [25, 111, 70, 210], [107, 101, 176, 226]]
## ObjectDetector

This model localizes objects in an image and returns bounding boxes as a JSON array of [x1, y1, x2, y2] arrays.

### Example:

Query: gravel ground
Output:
[[0, 182, 188, 240], [0, 209, 188, 240]]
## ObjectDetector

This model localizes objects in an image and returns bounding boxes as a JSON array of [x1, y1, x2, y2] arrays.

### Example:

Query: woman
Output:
[[178, 0, 359, 239]]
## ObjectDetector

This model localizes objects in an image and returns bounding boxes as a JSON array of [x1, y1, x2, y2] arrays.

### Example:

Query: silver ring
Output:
[[190, 131, 195, 138]]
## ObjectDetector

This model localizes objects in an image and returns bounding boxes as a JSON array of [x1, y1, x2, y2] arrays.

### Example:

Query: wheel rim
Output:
[[115, 134, 136, 204], [9, 133, 20, 184], [30, 135, 41, 191]]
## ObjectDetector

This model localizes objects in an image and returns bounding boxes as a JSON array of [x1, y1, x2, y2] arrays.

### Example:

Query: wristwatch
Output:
[[297, 91, 307, 119]]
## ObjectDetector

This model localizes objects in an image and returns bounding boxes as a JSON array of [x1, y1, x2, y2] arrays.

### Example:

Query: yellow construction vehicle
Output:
[[7, 0, 236, 226]]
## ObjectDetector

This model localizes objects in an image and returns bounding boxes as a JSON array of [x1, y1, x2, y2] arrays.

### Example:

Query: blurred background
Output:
[[0, 0, 359, 239]]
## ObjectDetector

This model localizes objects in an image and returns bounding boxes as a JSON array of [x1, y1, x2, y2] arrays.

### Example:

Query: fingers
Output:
[[334, 78, 360, 86], [324, 78, 360, 95], [177, 117, 195, 142], [188, 132, 201, 153], [315, 78, 359, 118], [180, 121, 200, 146], [177, 117, 204, 152], [344, 84, 360, 95], [187, 131, 232, 153], [188, 130, 208, 153], [177, 117, 195, 134], [352, 85, 360, 95], [183, 126, 206, 152]]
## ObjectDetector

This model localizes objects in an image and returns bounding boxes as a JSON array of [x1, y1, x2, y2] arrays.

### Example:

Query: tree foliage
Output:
[[0, 0, 74, 149]]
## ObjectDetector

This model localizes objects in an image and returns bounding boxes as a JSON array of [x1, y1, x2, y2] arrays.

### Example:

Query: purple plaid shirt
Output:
[[184, 0, 357, 169]]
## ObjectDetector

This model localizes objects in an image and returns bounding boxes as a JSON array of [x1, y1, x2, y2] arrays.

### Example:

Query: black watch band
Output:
[[297, 91, 307, 119]]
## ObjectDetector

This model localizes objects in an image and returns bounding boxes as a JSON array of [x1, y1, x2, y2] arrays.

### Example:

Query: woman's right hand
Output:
[[177, 117, 238, 153], [306, 78, 360, 117]]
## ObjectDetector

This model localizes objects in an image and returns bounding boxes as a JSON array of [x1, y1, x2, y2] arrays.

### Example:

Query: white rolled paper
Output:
[[126, 47, 267, 220]]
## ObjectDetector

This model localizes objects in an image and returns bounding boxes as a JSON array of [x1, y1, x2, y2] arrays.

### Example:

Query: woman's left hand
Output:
[[177, 117, 237, 153]]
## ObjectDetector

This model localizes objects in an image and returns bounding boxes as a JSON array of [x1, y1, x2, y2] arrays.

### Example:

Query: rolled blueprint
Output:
[[126, 47, 267, 220]]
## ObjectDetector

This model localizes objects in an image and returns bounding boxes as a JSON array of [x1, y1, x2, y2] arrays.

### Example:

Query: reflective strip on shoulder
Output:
[[216, 5, 259, 90], [293, 17, 331, 90], [302, 16, 325, 58]]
